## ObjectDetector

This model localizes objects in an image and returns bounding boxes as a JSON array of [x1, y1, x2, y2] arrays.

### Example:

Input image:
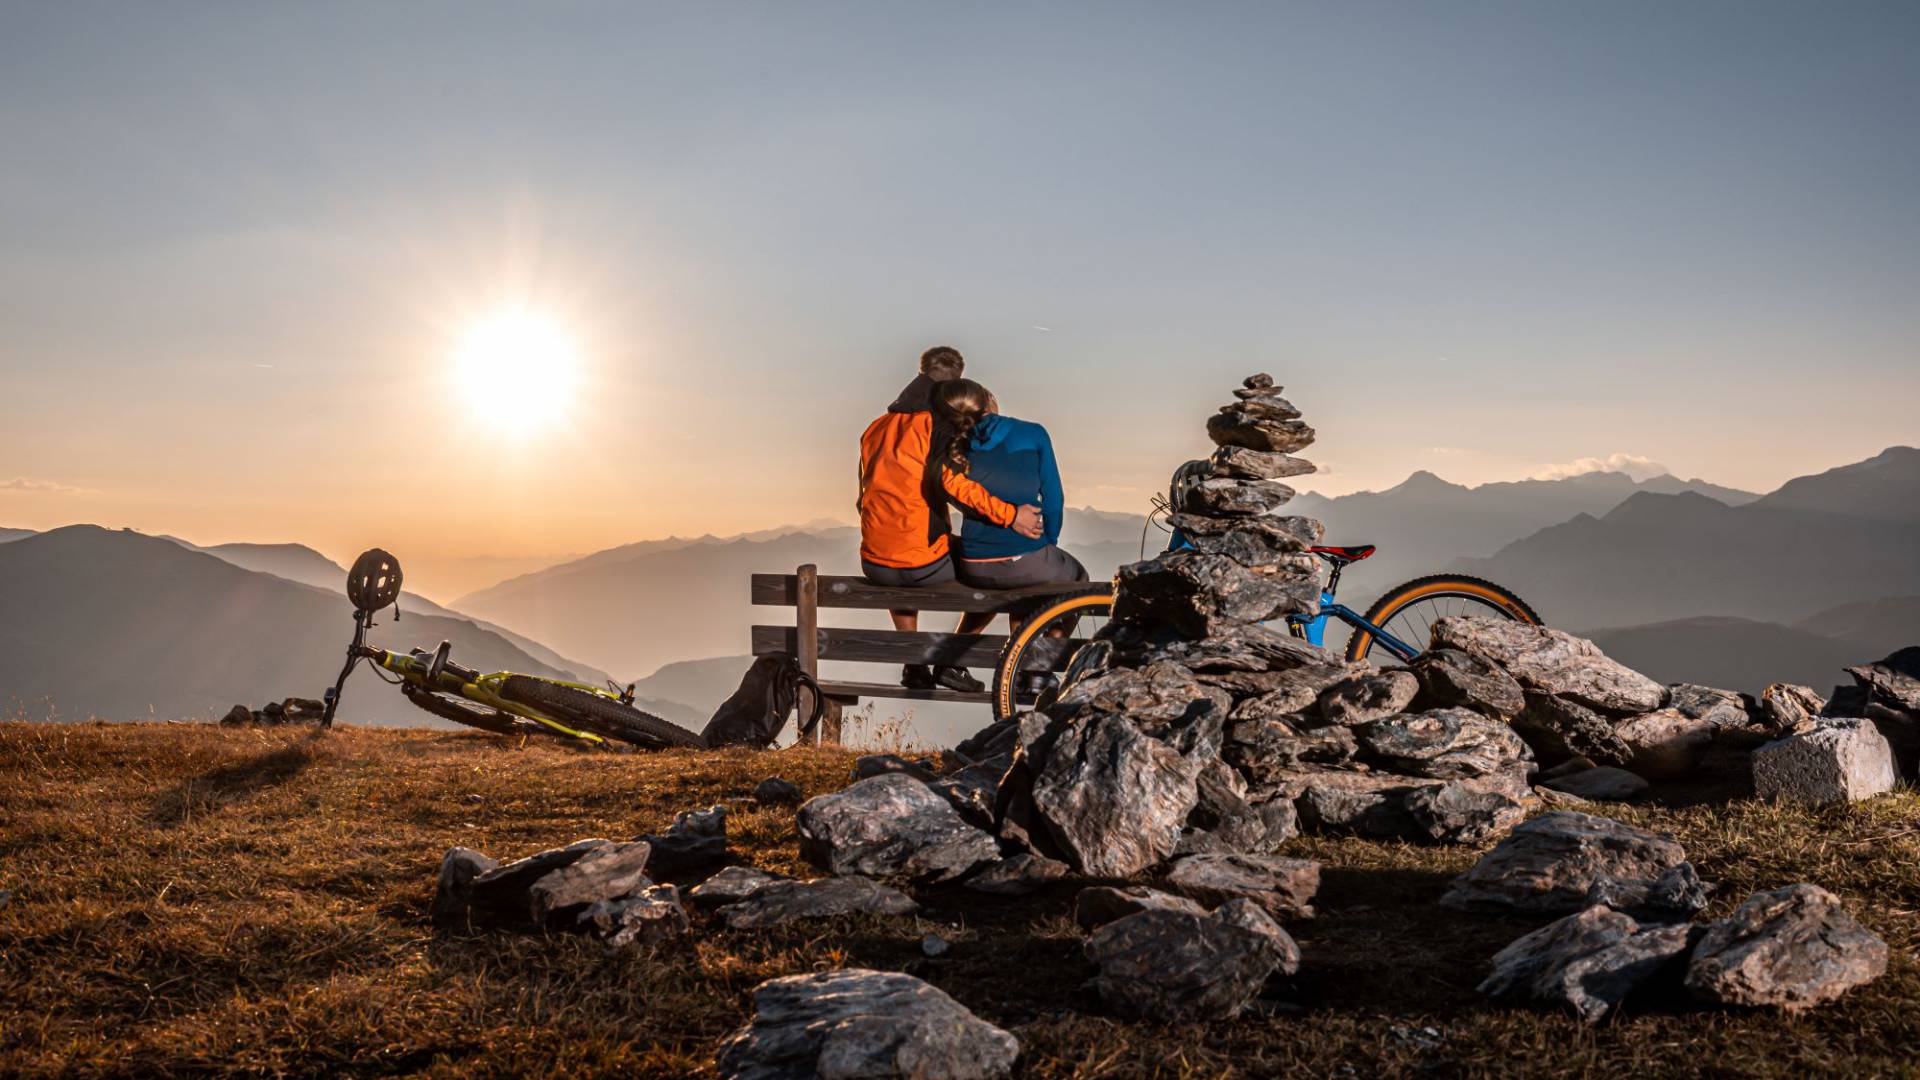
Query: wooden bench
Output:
[[751, 564, 1099, 744]]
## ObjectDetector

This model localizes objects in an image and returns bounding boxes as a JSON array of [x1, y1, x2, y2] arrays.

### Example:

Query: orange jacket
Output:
[[859, 409, 1016, 568]]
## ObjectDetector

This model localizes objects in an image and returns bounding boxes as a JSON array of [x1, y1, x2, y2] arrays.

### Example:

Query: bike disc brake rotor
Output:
[[346, 548, 403, 613]]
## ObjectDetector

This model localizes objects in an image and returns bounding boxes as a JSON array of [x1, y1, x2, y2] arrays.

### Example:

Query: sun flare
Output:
[[452, 309, 581, 429]]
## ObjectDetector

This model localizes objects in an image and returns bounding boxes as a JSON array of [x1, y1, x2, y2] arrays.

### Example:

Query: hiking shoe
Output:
[[901, 664, 936, 690], [934, 666, 986, 693]]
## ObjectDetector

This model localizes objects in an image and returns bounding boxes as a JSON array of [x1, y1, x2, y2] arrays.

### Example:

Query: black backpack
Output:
[[700, 653, 826, 749]]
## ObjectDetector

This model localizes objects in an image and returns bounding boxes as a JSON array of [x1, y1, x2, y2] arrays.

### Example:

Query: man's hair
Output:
[[920, 345, 965, 381]]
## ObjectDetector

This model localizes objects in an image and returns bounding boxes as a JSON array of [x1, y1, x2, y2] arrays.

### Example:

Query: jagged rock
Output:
[[930, 765, 1002, 830], [1359, 708, 1533, 779], [1113, 552, 1319, 637], [432, 847, 499, 927], [1317, 669, 1420, 726], [1514, 692, 1634, 767], [1179, 761, 1299, 855], [461, 838, 610, 929], [1686, 884, 1889, 1009], [1293, 771, 1424, 837], [1411, 648, 1526, 719], [1534, 785, 1594, 809], [1222, 664, 1365, 719], [797, 774, 999, 882], [953, 715, 1023, 771], [1432, 618, 1665, 715], [716, 876, 918, 930], [578, 884, 689, 947], [1168, 513, 1321, 565], [1208, 445, 1317, 480], [1047, 661, 1230, 726], [639, 805, 729, 877], [964, 853, 1070, 896], [753, 777, 803, 805], [1760, 683, 1826, 733], [1613, 708, 1714, 779], [1845, 648, 1920, 713], [1085, 900, 1301, 1020], [1405, 782, 1526, 844], [1666, 684, 1754, 729], [1480, 905, 1693, 1023], [1073, 885, 1209, 930], [1117, 620, 1336, 674], [1585, 862, 1711, 921], [687, 866, 789, 909], [1029, 713, 1201, 877], [1176, 476, 1298, 517], [1225, 717, 1359, 783], [714, 969, 1018, 1080], [854, 754, 938, 782], [1752, 719, 1896, 804], [220, 704, 252, 727], [1162, 853, 1319, 919], [528, 840, 655, 925], [1207, 411, 1316, 454], [1441, 811, 1688, 915], [1541, 766, 1650, 802]]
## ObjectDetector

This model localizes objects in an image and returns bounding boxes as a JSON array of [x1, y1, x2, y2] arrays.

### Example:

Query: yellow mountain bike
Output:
[[318, 549, 705, 750]]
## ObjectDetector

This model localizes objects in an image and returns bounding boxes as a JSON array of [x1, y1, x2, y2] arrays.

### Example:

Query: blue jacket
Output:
[[954, 413, 1063, 559]]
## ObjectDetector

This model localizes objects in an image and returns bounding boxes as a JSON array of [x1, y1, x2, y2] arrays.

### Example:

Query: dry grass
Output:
[[2, 722, 1918, 1078]]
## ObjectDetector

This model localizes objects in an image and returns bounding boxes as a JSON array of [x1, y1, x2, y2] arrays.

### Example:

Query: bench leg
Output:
[[816, 696, 847, 745]]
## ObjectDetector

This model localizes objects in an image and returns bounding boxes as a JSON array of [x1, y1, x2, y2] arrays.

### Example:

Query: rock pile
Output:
[[221, 697, 324, 727], [1456, 812, 1888, 1021]]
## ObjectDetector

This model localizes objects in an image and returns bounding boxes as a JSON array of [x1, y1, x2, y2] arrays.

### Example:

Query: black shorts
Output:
[[957, 545, 1089, 589], [860, 554, 957, 588]]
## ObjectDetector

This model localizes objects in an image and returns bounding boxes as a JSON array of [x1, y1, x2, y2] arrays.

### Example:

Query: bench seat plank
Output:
[[753, 625, 1085, 671], [752, 573, 1097, 612]]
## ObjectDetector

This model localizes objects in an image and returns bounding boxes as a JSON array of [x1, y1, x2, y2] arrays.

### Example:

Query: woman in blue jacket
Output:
[[928, 378, 1089, 589]]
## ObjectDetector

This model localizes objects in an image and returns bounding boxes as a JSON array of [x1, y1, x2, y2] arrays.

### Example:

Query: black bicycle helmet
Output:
[[346, 548, 403, 613]]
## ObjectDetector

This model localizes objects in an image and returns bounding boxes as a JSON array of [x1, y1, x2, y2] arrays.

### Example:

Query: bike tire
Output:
[[401, 684, 541, 737], [991, 588, 1115, 721], [1346, 574, 1542, 663], [499, 675, 707, 749]]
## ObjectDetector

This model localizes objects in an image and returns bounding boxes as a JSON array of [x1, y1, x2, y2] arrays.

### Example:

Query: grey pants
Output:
[[957, 545, 1089, 589]]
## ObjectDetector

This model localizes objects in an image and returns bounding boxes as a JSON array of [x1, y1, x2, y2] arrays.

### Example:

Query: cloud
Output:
[[1531, 453, 1668, 482], [1, 476, 86, 495]]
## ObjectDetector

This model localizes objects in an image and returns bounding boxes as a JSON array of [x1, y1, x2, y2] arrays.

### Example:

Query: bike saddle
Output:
[[1311, 544, 1376, 564], [346, 548, 403, 613]]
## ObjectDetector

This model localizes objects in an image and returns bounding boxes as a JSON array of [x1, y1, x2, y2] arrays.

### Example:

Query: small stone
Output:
[[1686, 884, 1889, 1009], [1585, 862, 1712, 921], [638, 805, 730, 877], [1615, 708, 1715, 779], [854, 753, 938, 782], [431, 847, 500, 927], [462, 839, 610, 929], [1480, 905, 1693, 1023], [1085, 901, 1301, 1021], [964, 853, 1070, 896], [920, 931, 951, 958], [578, 884, 688, 947], [221, 704, 252, 727], [716, 876, 919, 930], [1665, 684, 1754, 729], [1752, 719, 1896, 804], [1162, 853, 1320, 920], [528, 840, 655, 925], [1412, 648, 1526, 719], [1441, 811, 1688, 916], [715, 969, 1018, 1080], [1541, 766, 1651, 802], [1073, 885, 1210, 931], [1760, 683, 1827, 733], [753, 777, 803, 805], [797, 773, 999, 882], [686, 865, 789, 909], [1317, 669, 1420, 726]]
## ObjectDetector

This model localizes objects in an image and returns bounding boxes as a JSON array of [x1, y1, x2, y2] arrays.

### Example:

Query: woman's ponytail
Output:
[[934, 378, 992, 475]]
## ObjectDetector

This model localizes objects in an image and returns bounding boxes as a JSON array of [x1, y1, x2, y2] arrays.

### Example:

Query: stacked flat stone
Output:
[[1112, 374, 1326, 637]]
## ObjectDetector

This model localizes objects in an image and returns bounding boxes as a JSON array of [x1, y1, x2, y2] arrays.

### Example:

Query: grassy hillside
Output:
[[5, 724, 1920, 1077]]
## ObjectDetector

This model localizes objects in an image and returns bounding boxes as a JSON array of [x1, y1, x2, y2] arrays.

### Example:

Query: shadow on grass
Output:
[[148, 739, 321, 826]]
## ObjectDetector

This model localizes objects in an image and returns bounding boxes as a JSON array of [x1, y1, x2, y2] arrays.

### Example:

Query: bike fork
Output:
[[320, 610, 374, 728]]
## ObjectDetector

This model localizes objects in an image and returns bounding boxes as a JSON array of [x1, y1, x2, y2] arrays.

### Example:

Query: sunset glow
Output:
[[452, 309, 581, 430]]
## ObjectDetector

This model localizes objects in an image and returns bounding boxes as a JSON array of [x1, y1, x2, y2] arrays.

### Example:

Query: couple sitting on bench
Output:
[[857, 345, 1089, 693]]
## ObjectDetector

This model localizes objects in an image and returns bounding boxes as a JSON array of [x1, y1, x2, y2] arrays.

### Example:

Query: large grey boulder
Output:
[[1411, 648, 1527, 719], [1116, 619, 1338, 674], [1441, 811, 1689, 915], [528, 840, 656, 925], [1073, 885, 1209, 931], [1085, 899, 1301, 1021], [1291, 768, 1528, 842], [1178, 763, 1300, 855], [1316, 669, 1420, 726], [715, 969, 1018, 1080], [1224, 665, 1368, 721], [1162, 853, 1320, 919], [456, 838, 611, 929], [1225, 717, 1359, 784], [797, 773, 1000, 882], [1168, 512, 1321, 566], [1029, 713, 1201, 877], [1113, 551, 1320, 636], [1405, 781, 1526, 844], [577, 884, 689, 948], [1174, 474, 1298, 517], [1432, 617, 1665, 715], [1686, 884, 1889, 1009], [1480, 905, 1693, 1023], [1514, 692, 1635, 767], [1752, 719, 1896, 804], [1359, 708, 1533, 778], [1047, 661, 1230, 727], [716, 876, 918, 930]]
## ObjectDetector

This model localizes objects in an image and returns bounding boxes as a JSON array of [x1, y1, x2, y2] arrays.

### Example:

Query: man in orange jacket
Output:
[[859, 345, 1043, 691]]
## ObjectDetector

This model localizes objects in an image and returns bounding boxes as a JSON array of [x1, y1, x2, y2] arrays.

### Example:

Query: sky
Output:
[[2, 1, 1917, 590]]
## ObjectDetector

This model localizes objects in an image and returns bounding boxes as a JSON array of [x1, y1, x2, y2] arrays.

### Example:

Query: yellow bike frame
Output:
[[372, 648, 612, 744]]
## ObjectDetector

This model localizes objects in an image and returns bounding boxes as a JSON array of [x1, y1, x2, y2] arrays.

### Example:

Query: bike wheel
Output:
[[1346, 575, 1542, 664], [992, 589, 1115, 721], [401, 683, 542, 737], [499, 676, 707, 749]]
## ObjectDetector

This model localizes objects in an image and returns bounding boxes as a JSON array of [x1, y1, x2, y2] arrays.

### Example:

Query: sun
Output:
[[452, 308, 581, 429]]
